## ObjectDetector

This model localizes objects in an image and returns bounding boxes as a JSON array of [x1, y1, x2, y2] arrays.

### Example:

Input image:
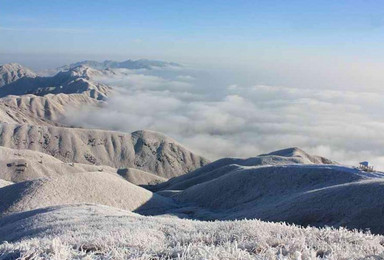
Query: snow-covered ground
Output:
[[1, 204, 384, 260], [171, 163, 384, 233]]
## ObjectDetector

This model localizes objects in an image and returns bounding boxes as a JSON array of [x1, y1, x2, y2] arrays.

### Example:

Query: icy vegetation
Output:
[[1, 204, 384, 260]]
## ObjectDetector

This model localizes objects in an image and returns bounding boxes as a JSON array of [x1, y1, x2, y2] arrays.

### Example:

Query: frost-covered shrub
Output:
[[1, 205, 384, 259]]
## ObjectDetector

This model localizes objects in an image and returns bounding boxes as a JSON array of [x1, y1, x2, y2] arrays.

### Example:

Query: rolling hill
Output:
[[0, 146, 117, 183], [0, 171, 174, 217], [154, 147, 335, 191], [171, 162, 384, 234], [0, 124, 209, 178], [117, 167, 167, 186]]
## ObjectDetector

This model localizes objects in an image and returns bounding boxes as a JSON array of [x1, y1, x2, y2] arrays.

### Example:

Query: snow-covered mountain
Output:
[[154, 147, 336, 191], [0, 64, 113, 127], [58, 59, 181, 71], [0, 63, 36, 87], [0, 62, 209, 179], [0, 124, 209, 178], [0, 93, 102, 126], [0, 146, 117, 183], [0, 65, 110, 100], [150, 148, 384, 234]]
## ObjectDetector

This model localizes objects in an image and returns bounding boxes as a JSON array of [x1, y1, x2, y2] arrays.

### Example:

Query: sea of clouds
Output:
[[64, 65, 384, 169]]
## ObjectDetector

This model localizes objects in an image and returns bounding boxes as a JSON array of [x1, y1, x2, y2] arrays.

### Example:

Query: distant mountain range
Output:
[[0, 63, 109, 126], [0, 59, 180, 99], [0, 64, 110, 100], [58, 59, 181, 71], [0, 59, 183, 128], [0, 61, 209, 179]]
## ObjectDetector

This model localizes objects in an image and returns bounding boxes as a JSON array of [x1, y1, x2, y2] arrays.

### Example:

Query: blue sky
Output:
[[1, 0, 384, 87], [2, 0, 384, 165]]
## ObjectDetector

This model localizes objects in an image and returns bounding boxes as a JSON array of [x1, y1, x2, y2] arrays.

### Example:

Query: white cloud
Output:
[[176, 75, 195, 81], [63, 67, 384, 170]]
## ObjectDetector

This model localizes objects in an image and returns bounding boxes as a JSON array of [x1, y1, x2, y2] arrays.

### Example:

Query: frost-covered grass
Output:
[[1, 204, 384, 260]]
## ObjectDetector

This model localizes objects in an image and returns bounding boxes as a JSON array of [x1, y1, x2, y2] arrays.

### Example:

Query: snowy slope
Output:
[[0, 64, 110, 126], [174, 164, 384, 233], [0, 179, 13, 188], [155, 147, 335, 191], [0, 93, 102, 126], [0, 171, 174, 217], [0, 124, 209, 178], [117, 167, 167, 186], [0, 146, 118, 183]]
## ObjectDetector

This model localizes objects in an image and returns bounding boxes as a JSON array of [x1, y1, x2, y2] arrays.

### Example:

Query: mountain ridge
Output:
[[0, 65, 110, 99], [58, 59, 181, 71], [154, 147, 336, 191], [0, 123, 210, 178], [0, 63, 36, 87]]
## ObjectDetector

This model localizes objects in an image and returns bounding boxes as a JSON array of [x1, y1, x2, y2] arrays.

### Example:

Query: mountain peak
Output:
[[0, 64, 110, 100], [260, 147, 335, 164], [0, 63, 36, 87], [262, 147, 308, 157]]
